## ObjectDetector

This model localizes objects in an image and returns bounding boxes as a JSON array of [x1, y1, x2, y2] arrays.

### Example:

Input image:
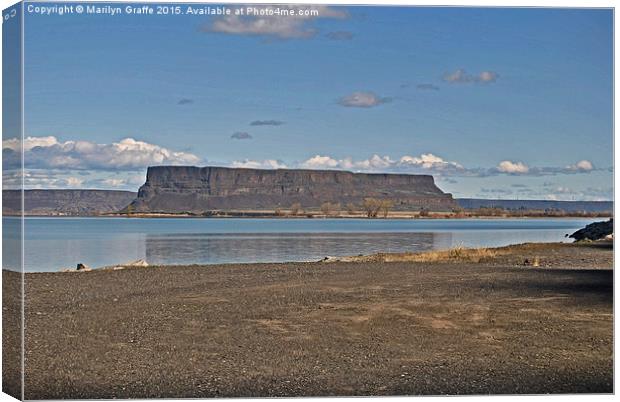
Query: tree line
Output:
[[277, 198, 396, 218]]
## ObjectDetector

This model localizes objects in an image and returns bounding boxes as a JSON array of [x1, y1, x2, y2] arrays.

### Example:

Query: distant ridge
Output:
[[456, 198, 613, 213], [2, 189, 612, 216], [3, 189, 137, 216]]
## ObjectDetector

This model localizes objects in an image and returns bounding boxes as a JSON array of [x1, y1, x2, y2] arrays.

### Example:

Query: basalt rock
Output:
[[128, 166, 457, 213], [568, 219, 614, 242]]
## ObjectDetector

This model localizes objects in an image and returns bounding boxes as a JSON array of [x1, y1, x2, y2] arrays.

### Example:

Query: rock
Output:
[[103, 259, 149, 270], [60, 263, 92, 272], [126, 259, 148, 267], [127, 166, 457, 213], [76, 263, 91, 271], [569, 219, 613, 242]]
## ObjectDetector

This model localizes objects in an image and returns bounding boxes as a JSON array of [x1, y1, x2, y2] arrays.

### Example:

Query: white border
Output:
[[0, 1, 615, 402]]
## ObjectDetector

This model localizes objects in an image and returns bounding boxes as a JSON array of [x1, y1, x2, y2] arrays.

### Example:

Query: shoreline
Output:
[[14, 241, 613, 274], [4, 213, 613, 219], [5, 242, 612, 398]]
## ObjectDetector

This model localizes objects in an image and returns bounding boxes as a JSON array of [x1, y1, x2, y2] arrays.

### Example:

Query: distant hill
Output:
[[2, 188, 612, 217], [456, 198, 613, 213], [3, 190, 137, 216]]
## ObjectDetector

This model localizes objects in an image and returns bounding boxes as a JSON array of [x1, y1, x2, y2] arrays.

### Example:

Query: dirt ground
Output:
[[2, 242, 613, 398]]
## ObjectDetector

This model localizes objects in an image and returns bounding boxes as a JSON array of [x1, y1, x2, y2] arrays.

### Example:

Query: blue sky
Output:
[[3, 4, 613, 200]]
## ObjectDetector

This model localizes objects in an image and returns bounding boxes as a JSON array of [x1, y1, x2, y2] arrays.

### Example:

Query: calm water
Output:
[[3, 217, 600, 272]]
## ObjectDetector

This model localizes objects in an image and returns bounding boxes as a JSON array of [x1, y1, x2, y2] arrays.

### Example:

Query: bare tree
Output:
[[290, 202, 302, 216], [346, 202, 357, 215], [362, 198, 382, 218], [379, 199, 394, 218], [320, 202, 332, 216]]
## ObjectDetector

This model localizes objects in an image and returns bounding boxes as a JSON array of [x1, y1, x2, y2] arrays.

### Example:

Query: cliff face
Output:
[[3, 190, 137, 216], [129, 166, 456, 212]]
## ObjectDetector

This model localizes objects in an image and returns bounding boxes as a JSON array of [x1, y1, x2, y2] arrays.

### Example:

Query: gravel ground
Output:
[[2, 242, 613, 398]]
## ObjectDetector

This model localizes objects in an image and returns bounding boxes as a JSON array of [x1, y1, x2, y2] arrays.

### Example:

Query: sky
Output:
[[2, 4, 614, 200]]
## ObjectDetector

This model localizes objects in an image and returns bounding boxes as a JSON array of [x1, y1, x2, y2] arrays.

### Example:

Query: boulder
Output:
[[569, 219, 613, 242], [76, 263, 91, 271]]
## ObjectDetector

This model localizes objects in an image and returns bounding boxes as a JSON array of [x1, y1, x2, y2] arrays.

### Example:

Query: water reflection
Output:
[[145, 232, 453, 265], [3, 217, 599, 272]]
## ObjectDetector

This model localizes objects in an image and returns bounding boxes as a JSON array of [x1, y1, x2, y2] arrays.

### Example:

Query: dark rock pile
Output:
[[568, 219, 613, 242]]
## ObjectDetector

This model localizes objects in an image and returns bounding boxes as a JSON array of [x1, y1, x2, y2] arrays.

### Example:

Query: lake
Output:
[[2, 217, 600, 272]]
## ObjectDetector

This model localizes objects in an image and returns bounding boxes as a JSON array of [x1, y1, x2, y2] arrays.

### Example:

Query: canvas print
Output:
[[1, 2, 614, 399]]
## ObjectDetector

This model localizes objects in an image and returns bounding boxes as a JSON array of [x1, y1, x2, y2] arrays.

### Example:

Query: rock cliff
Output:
[[128, 166, 457, 213], [3, 190, 136, 216]]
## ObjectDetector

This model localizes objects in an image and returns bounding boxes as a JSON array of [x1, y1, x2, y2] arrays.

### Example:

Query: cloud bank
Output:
[[231, 159, 288, 169], [491, 159, 597, 176], [3, 136, 201, 171], [299, 153, 465, 175], [203, 5, 348, 40]]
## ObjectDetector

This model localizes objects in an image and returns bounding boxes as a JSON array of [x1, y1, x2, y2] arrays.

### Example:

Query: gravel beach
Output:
[[3, 242, 613, 398]]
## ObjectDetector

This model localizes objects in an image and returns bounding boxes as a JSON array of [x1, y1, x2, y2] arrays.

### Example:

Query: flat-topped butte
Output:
[[127, 165, 457, 214]]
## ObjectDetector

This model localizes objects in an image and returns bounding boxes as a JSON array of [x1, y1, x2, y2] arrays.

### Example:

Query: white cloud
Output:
[[301, 155, 340, 169], [399, 153, 464, 172], [298, 153, 600, 177], [3, 169, 148, 190], [443, 69, 471, 83], [203, 5, 347, 39], [354, 154, 394, 169], [338, 91, 391, 108], [231, 159, 288, 169], [478, 71, 499, 83], [101, 178, 128, 187], [300, 153, 463, 175], [543, 186, 612, 201], [3, 136, 59, 152], [3, 170, 85, 189], [3, 136, 201, 171], [443, 69, 499, 84], [566, 160, 594, 172], [496, 160, 530, 174], [65, 177, 85, 187]]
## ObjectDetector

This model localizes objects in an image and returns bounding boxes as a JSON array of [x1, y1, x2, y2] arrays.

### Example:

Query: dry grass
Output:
[[323, 242, 612, 266], [381, 245, 499, 264]]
